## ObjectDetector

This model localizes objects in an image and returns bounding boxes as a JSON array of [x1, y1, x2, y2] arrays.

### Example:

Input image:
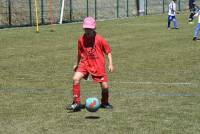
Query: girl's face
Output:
[[84, 28, 95, 36]]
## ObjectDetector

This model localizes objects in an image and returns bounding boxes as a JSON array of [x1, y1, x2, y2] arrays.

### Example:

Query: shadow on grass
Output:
[[85, 116, 100, 119], [67, 110, 82, 113]]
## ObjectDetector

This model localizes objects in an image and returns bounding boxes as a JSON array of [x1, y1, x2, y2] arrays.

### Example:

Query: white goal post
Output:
[[59, 0, 65, 24]]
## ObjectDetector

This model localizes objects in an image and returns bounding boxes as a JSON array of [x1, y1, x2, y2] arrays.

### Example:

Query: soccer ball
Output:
[[85, 97, 100, 112]]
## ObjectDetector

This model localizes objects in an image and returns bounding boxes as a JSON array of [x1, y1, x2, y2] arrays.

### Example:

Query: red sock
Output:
[[101, 88, 109, 105], [73, 84, 80, 104]]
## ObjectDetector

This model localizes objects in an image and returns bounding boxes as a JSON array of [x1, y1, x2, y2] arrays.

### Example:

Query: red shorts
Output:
[[76, 65, 108, 83]]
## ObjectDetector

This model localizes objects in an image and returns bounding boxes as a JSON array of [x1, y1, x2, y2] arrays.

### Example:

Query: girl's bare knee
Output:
[[72, 76, 80, 84], [101, 82, 109, 89]]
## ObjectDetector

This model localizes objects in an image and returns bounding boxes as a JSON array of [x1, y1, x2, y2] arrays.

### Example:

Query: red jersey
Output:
[[77, 33, 111, 76]]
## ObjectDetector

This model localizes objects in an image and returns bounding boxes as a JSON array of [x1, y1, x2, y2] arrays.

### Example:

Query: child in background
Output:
[[188, 0, 196, 23], [167, 0, 179, 30], [66, 16, 114, 112], [193, 9, 200, 41]]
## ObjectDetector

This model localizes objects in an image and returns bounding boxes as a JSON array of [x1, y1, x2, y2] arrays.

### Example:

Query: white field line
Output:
[[111, 81, 192, 85], [87, 79, 193, 85]]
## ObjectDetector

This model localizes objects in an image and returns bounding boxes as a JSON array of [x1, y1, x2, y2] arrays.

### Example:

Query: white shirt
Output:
[[168, 1, 176, 16], [195, 11, 200, 23]]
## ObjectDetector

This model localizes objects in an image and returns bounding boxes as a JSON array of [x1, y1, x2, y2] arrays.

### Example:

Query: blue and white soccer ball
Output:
[[85, 97, 100, 112]]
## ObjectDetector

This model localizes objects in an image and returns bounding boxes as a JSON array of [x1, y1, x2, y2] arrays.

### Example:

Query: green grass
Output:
[[1, 12, 200, 134]]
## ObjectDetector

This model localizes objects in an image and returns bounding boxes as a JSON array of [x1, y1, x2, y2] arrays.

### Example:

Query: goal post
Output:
[[34, 0, 39, 32], [59, 0, 65, 24]]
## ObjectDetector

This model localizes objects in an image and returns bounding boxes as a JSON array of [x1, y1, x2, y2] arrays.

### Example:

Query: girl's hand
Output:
[[108, 64, 114, 73]]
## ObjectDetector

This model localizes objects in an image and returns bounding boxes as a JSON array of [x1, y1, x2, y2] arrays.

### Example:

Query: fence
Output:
[[0, 0, 189, 28]]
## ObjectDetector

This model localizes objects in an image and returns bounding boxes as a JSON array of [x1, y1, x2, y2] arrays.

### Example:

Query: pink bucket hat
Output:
[[83, 16, 96, 29]]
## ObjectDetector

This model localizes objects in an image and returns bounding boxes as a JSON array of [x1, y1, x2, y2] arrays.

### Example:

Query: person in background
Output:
[[188, 0, 196, 24], [193, 9, 200, 41], [167, 0, 179, 30]]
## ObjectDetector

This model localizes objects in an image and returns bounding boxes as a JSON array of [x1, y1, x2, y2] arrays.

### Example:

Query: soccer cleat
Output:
[[66, 103, 83, 112], [171, 27, 179, 29], [100, 103, 113, 109], [193, 37, 198, 41]]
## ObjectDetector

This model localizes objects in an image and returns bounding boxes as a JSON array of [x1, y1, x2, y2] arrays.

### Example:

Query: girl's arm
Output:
[[107, 53, 113, 73]]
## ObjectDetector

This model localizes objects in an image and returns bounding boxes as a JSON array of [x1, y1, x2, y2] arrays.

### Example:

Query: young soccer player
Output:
[[193, 9, 200, 41], [66, 16, 114, 112], [167, 0, 179, 30], [188, 0, 196, 23]]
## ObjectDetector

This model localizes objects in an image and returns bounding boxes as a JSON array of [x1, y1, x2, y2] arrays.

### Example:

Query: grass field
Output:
[[1, 12, 200, 134]]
